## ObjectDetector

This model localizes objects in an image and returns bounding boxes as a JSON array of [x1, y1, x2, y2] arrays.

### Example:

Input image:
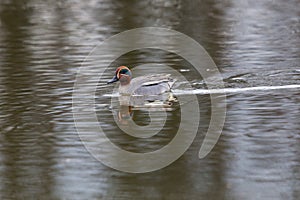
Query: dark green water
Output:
[[0, 0, 299, 199]]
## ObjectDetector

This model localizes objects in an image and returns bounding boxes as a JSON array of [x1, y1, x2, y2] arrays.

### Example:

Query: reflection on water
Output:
[[0, 0, 299, 199]]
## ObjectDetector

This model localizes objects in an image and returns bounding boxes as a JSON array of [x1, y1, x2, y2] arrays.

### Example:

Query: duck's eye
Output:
[[119, 69, 128, 74], [117, 69, 128, 78]]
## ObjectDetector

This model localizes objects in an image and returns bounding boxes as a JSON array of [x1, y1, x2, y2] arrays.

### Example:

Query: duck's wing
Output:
[[131, 74, 176, 95], [140, 74, 174, 86]]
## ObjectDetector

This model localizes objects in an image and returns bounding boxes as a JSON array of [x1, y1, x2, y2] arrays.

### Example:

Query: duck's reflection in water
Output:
[[117, 105, 133, 126], [112, 94, 178, 138]]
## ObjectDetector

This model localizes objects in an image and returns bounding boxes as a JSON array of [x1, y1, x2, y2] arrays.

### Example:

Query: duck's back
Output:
[[119, 74, 175, 95]]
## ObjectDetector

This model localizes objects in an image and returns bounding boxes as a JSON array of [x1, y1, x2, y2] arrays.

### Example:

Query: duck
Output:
[[107, 66, 176, 102]]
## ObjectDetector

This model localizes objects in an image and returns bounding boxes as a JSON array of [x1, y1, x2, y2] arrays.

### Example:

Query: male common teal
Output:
[[107, 66, 176, 99]]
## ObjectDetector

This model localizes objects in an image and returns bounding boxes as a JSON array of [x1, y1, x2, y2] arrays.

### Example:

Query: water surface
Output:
[[0, 0, 299, 199]]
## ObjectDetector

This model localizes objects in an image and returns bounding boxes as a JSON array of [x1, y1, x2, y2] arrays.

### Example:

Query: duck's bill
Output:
[[107, 76, 118, 84]]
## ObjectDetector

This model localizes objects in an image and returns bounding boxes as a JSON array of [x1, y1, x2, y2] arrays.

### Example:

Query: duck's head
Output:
[[107, 66, 132, 85]]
